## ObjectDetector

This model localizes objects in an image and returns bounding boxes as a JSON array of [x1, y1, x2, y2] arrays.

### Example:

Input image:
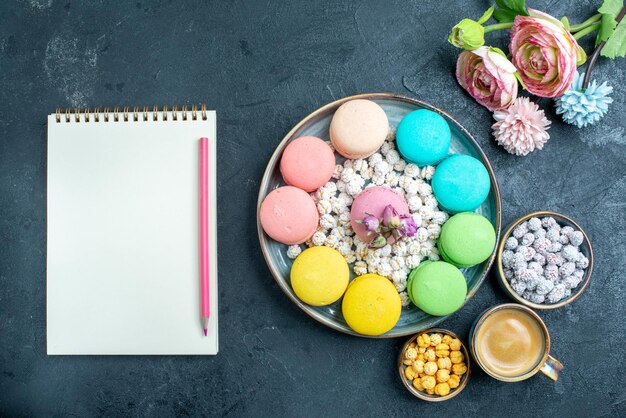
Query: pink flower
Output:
[[362, 214, 379, 232], [510, 9, 583, 98], [398, 215, 418, 238], [382, 205, 401, 228], [456, 46, 518, 111], [492, 97, 551, 156]]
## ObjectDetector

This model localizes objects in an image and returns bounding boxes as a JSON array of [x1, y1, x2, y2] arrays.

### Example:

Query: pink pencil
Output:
[[200, 137, 210, 336]]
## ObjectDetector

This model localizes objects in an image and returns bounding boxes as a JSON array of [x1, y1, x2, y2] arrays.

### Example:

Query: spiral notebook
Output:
[[47, 106, 218, 355]]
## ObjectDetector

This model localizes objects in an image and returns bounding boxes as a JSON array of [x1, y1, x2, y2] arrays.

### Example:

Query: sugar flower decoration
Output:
[[555, 71, 613, 128], [492, 97, 551, 156]]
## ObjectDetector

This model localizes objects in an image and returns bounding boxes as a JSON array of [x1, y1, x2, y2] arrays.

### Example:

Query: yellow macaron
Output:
[[342, 274, 401, 336], [290, 246, 349, 306]]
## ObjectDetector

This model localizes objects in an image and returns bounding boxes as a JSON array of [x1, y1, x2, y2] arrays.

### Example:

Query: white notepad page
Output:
[[47, 110, 218, 355]]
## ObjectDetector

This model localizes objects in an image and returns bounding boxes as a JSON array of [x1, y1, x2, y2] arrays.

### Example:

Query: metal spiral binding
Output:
[[54, 104, 208, 122]]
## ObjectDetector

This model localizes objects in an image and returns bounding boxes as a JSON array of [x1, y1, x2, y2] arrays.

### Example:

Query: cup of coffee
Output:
[[469, 303, 562, 382]]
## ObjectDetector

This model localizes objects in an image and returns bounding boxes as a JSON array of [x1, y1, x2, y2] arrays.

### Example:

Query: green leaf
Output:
[[597, 13, 618, 45], [598, 0, 623, 16], [496, 0, 528, 15], [601, 17, 626, 58], [493, 9, 517, 23], [493, 0, 528, 23], [477, 6, 495, 24], [596, 0, 623, 46]]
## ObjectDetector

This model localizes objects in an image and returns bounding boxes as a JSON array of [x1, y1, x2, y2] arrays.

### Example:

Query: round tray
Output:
[[257, 93, 502, 338]]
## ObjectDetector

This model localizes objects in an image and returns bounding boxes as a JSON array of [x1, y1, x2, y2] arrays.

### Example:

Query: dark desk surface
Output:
[[1, 0, 625, 416]]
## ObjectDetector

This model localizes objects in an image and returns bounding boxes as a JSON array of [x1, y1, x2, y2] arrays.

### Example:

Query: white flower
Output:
[[385, 171, 399, 187], [372, 173, 385, 185], [312, 231, 326, 246], [417, 227, 429, 242], [369, 153, 383, 165], [374, 161, 391, 176], [394, 281, 407, 292], [392, 241, 408, 256], [319, 213, 337, 230], [353, 159, 368, 173], [418, 183, 432, 197], [424, 195, 438, 209], [361, 167, 373, 180], [355, 242, 368, 260], [340, 167, 355, 183], [391, 257, 406, 271], [385, 149, 400, 165], [421, 166, 435, 180], [419, 206, 434, 220], [365, 252, 380, 266], [404, 163, 420, 177], [431, 211, 448, 225], [376, 245, 392, 257], [330, 226, 346, 238], [428, 250, 441, 261], [321, 181, 337, 194], [378, 262, 392, 277], [317, 200, 332, 215], [411, 213, 423, 228], [338, 241, 353, 257], [399, 291, 410, 307], [332, 164, 343, 179], [343, 159, 353, 169], [346, 179, 363, 196], [336, 180, 346, 192], [380, 141, 393, 155], [407, 195, 423, 211], [406, 254, 421, 269], [403, 179, 420, 196], [325, 234, 339, 248], [428, 224, 442, 239], [338, 211, 351, 224], [391, 269, 407, 283], [407, 241, 421, 255], [353, 261, 368, 276], [394, 160, 407, 172], [286, 245, 302, 259], [316, 188, 334, 201]]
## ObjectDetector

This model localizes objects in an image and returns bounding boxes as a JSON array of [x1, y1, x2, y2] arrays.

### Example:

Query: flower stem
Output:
[[569, 13, 601, 32], [573, 23, 601, 40], [484, 22, 514, 33]]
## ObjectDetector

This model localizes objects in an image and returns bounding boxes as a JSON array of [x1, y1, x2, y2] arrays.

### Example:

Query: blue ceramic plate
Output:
[[257, 93, 502, 338]]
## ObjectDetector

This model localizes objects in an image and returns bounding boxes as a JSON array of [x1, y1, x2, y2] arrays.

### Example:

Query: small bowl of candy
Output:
[[397, 328, 470, 402], [496, 211, 594, 310]]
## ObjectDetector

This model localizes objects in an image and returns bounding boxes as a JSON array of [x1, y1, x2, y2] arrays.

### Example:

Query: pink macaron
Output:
[[350, 186, 410, 242], [280, 136, 335, 192], [260, 186, 319, 245]]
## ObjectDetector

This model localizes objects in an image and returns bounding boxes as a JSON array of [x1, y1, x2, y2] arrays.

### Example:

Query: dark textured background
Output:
[[1, 0, 624, 416]]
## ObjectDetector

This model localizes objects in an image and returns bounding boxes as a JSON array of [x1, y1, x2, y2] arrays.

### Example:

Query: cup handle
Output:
[[540, 354, 563, 381]]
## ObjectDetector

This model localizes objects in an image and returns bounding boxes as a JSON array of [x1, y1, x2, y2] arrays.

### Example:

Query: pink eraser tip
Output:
[[203, 328, 208, 336]]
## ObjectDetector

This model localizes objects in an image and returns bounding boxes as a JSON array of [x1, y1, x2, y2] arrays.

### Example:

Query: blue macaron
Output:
[[432, 154, 490, 213], [396, 109, 451, 167]]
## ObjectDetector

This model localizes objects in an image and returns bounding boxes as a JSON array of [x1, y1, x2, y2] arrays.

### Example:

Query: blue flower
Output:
[[555, 72, 613, 128]]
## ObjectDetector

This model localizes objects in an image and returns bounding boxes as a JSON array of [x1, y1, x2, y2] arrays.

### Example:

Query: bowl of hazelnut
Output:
[[398, 328, 470, 402]]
